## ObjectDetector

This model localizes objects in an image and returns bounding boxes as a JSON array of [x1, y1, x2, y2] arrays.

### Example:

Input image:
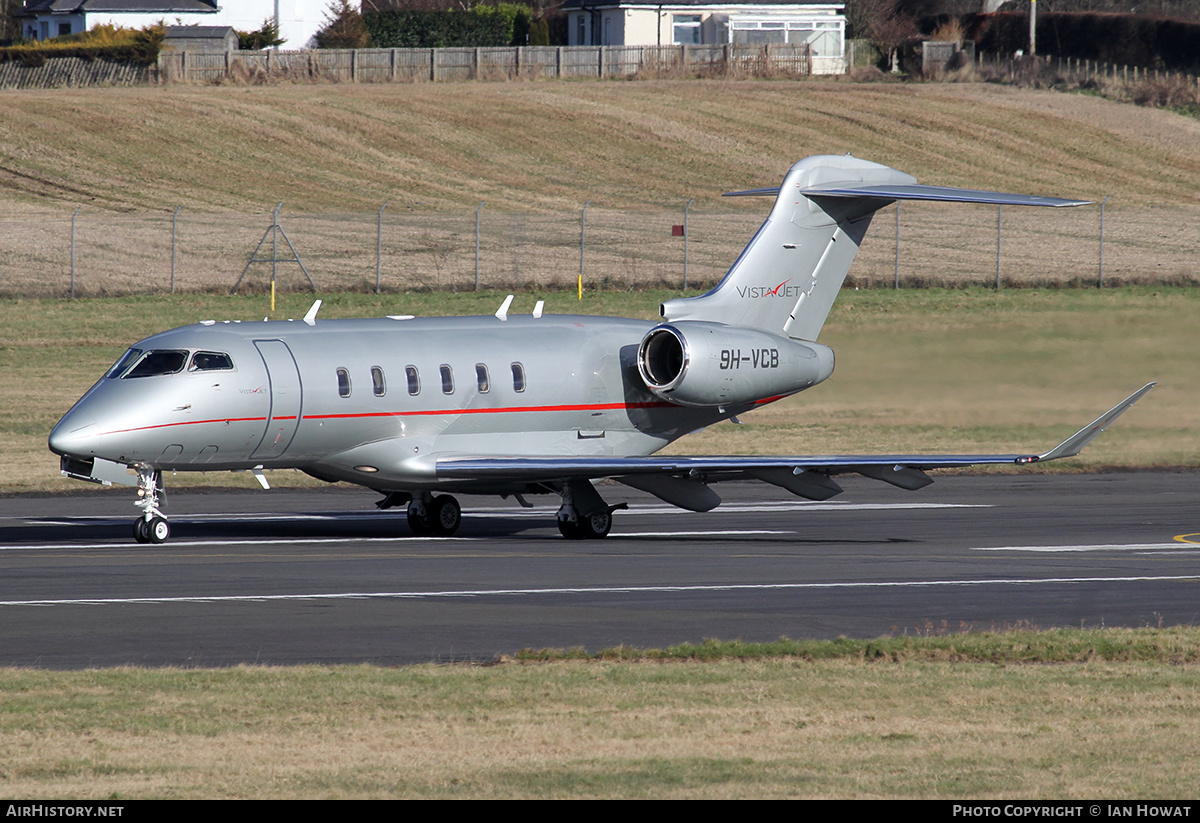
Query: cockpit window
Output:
[[121, 350, 189, 379], [105, 348, 143, 379], [189, 351, 234, 372]]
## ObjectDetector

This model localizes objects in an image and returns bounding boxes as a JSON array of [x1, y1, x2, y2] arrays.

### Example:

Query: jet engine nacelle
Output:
[[636, 321, 834, 407]]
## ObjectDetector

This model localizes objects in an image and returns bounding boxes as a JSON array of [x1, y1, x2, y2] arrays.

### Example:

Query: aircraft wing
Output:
[[435, 384, 1154, 510]]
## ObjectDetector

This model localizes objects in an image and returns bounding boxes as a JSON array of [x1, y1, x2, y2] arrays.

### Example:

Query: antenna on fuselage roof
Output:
[[495, 294, 514, 321], [303, 300, 322, 326]]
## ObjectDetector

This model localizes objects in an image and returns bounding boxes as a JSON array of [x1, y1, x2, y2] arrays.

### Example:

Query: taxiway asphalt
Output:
[[1, 472, 1197, 667]]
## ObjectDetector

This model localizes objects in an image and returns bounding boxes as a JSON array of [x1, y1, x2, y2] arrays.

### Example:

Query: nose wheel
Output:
[[134, 515, 170, 544], [132, 467, 170, 544]]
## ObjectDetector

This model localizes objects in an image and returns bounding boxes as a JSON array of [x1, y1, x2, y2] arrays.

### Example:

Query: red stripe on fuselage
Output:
[[103, 416, 268, 436], [94, 400, 679, 437]]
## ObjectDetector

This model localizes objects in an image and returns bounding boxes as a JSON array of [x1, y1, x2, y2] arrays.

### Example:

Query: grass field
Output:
[[2, 81, 1197, 214], [0, 81, 1198, 295], [3, 631, 1200, 799]]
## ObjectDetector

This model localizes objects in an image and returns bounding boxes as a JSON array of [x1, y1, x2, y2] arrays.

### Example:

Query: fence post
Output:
[[475, 201, 484, 290], [70, 206, 80, 299], [894, 201, 900, 288], [995, 204, 1002, 289], [683, 198, 693, 289], [1097, 195, 1109, 288], [376, 201, 387, 294], [171, 205, 181, 293]]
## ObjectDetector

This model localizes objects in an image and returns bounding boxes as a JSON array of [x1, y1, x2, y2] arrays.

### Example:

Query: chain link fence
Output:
[[2, 201, 1196, 298]]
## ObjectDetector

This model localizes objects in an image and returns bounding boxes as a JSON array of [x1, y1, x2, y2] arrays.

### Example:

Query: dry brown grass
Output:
[[2, 659, 1199, 798], [0, 80, 1196, 216], [0, 81, 1196, 297]]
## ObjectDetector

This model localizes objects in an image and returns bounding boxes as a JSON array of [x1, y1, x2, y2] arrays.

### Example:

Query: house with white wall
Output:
[[19, 0, 357, 49], [561, 0, 845, 73]]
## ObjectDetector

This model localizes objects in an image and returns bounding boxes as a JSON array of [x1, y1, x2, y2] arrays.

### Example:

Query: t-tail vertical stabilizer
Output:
[[660, 155, 1090, 342]]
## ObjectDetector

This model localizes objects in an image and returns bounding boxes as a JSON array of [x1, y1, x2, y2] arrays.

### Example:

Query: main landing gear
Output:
[[379, 482, 628, 540], [556, 479, 626, 540], [405, 493, 462, 537], [132, 467, 170, 544]]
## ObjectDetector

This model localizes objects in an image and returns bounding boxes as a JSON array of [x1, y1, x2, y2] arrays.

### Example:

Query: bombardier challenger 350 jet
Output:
[[49, 155, 1153, 544]]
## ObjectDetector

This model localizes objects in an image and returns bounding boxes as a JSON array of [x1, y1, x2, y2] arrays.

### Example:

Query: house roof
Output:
[[164, 25, 234, 39], [21, 0, 218, 13], [558, 0, 842, 8]]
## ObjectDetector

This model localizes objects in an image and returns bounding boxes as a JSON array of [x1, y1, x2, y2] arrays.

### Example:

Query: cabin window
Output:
[[371, 366, 386, 397], [123, 350, 188, 379], [189, 351, 234, 372], [511, 362, 526, 393], [337, 368, 351, 398], [475, 364, 490, 393], [406, 365, 420, 395], [440, 365, 454, 395]]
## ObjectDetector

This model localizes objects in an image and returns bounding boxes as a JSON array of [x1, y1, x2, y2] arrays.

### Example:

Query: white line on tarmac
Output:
[[972, 543, 1188, 553], [0, 530, 793, 551], [4, 574, 1200, 608], [21, 500, 988, 526]]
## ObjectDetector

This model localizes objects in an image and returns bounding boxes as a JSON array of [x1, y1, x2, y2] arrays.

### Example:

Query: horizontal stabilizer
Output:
[[725, 183, 1091, 208]]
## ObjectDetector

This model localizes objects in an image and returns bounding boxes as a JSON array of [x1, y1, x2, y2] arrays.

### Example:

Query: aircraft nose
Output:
[[48, 407, 98, 457]]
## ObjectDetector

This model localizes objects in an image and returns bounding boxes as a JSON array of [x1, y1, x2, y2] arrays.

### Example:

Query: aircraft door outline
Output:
[[251, 339, 303, 460]]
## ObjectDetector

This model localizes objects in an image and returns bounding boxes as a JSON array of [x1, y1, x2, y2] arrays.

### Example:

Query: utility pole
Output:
[[1029, 0, 1037, 55]]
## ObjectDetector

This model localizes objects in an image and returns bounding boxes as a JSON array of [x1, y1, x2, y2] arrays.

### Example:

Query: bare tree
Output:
[[846, 0, 919, 72]]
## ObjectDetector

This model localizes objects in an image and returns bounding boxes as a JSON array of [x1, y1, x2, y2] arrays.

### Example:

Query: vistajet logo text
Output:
[[736, 280, 805, 299]]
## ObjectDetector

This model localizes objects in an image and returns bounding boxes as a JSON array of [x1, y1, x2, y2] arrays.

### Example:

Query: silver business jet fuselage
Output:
[[50, 155, 1152, 543], [52, 313, 829, 490]]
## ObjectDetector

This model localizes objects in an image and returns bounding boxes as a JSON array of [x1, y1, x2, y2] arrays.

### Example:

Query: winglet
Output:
[[1033, 383, 1155, 462]]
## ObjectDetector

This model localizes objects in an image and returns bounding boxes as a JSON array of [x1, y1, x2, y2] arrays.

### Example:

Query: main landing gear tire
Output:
[[133, 516, 170, 544], [430, 495, 462, 537], [558, 509, 612, 540]]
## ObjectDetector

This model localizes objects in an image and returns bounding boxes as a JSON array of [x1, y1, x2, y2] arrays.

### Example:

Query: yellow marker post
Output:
[[579, 200, 590, 301]]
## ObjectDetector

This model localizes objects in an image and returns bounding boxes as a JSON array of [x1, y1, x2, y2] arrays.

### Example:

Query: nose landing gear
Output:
[[132, 467, 170, 544]]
